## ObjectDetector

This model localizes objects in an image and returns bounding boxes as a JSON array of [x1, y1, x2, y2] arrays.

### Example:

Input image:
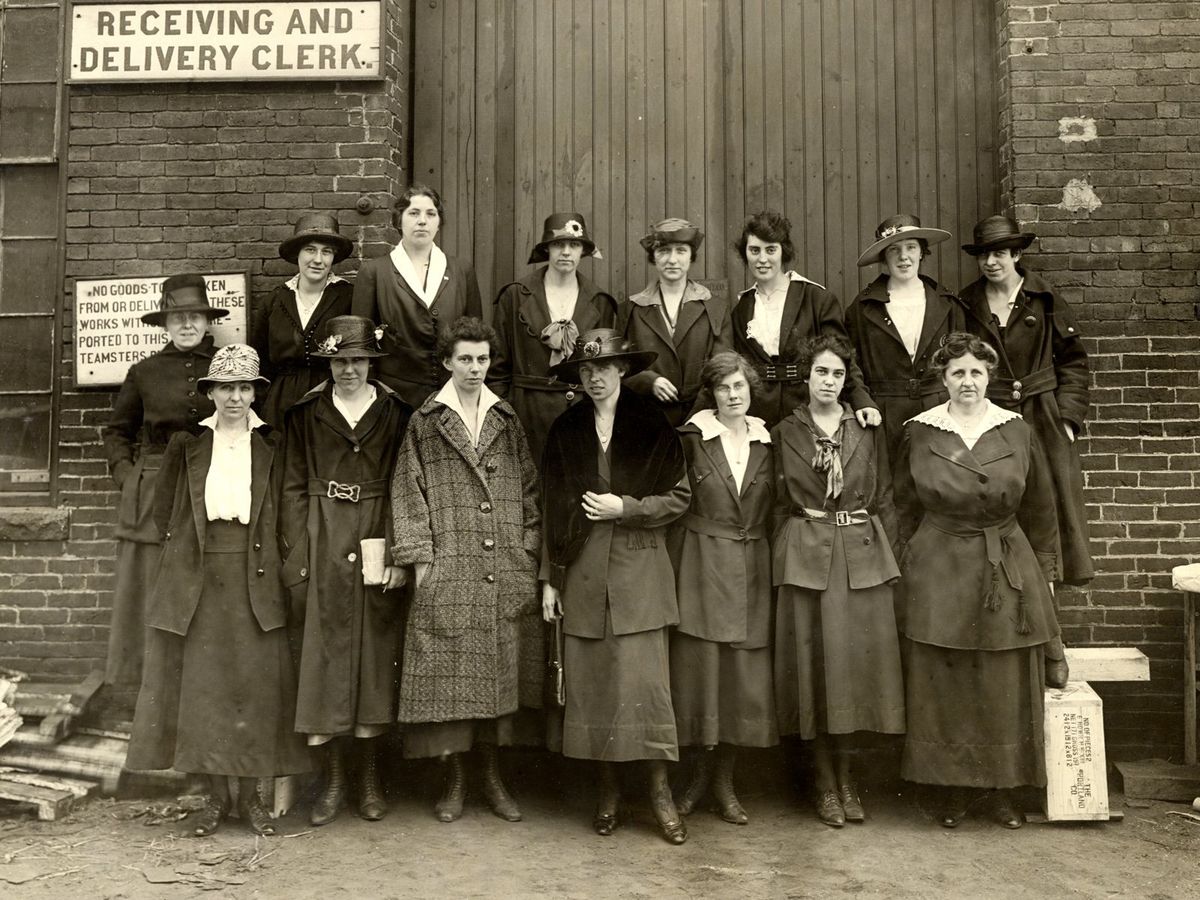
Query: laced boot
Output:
[[479, 743, 521, 822], [675, 747, 713, 817], [310, 740, 347, 826], [711, 744, 749, 825], [357, 738, 387, 821], [434, 753, 467, 823], [592, 763, 621, 836], [648, 761, 687, 845]]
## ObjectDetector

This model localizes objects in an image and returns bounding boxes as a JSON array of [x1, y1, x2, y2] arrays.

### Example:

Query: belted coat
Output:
[[279, 381, 412, 735], [845, 273, 966, 464], [621, 280, 734, 426], [389, 392, 542, 723], [959, 269, 1092, 585], [489, 268, 619, 462], [731, 278, 873, 428]]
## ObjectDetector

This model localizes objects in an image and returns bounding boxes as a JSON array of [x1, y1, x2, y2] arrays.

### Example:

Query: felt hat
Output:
[[639, 218, 704, 255], [528, 212, 603, 264], [141, 273, 230, 326], [278, 212, 353, 264], [549, 328, 657, 384], [856, 214, 951, 267], [311, 315, 387, 358], [197, 343, 270, 392], [962, 215, 1036, 255]]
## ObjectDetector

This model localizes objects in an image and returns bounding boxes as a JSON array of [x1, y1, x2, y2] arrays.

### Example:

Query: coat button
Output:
[[189, 407, 197, 414], [1025, 315, 1037, 327], [863, 536, 872, 545], [1012, 380, 1022, 391], [164, 531, 171, 540], [738, 528, 747, 538], [1011, 390, 1022, 401], [565, 390, 575, 401], [353, 445, 361, 453], [256, 568, 265, 576], [348, 552, 358, 562], [186, 376, 194, 383], [254, 542, 261, 550], [300, 568, 308, 577], [431, 308, 439, 317], [185, 361, 193, 368], [483, 538, 495, 550], [484, 573, 495, 583], [486, 461, 497, 472], [480, 501, 492, 512], [978, 474, 989, 484]]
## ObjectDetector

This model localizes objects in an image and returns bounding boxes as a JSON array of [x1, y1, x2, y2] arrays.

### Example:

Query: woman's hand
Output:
[[1062, 423, 1076, 444], [541, 582, 562, 622], [855, 407, 883, 428], [582, 491, 623, 521], [414, 561, 430, 588], [381, 565, 407, 592], [651, 377, 680, 403]]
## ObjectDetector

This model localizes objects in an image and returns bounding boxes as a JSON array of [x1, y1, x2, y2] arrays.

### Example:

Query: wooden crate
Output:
[[1043, 681, 1109, 822]]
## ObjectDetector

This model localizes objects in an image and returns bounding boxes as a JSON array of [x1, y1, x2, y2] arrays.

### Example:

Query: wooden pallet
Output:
[[0, 770, 94, 821]]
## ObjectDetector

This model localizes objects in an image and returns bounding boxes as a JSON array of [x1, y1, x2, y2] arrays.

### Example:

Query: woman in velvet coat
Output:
[[351, 184, 483, 409]]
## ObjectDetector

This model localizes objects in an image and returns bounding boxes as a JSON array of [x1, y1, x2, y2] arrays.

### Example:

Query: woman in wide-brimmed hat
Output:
[[957, 215, 1092, 586], [489, 212, 619, 462], [541, 328, 692, 845], [101, 274, 228, 686], [127, 344, 311, 838], [729, 211, 877, 429], [249, 212, 354, 426], [352, 184, 483, 408], [279, 316, 412, 827], [621, 219, 734, 426], [844, 214, 965, 467]]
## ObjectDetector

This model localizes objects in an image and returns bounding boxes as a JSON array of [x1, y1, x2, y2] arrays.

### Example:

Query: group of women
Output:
[[103, 184, 1091, 844]]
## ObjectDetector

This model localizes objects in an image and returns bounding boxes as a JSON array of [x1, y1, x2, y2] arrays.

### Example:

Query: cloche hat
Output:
[[141, 273, 230, 326], [311, 315, 387, 358], [197, 344, 270, 392], [856, 214, 952, 267], [548, 328, 657, 384], [962, 215, 1036, 256], [278, 212, 353, 264], [528, 212, 604, 264], [639, 218, 704, 255]]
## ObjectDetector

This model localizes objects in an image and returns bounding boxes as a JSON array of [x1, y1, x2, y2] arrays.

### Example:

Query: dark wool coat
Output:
[[731, 278, 874, 428], [669, 425, 774, 650], [894, 414, 1060, 651], [390, 392, 541, 723], [489, 268, 619, 462], [770, 405, 900, 592], [248, 277, 353, 427], [351, 252, 483, 409], [541, 389, 690, 637], [280, 381, 412, 735], [103, 336, 217, 542], [149, 428, 287, 636], [959, 270, 1092, 585], [845, 274, 965, 465], [621, 280, 734, 426]]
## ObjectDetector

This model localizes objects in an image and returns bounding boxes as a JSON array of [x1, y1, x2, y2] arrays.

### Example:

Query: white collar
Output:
[[390, 241, 448, 303], [200, 408, 266, 432], [434, 379, 502, 420], [285, 273, 347, 292], [907, 400, 1021, 437], [686, 408, 771, 443], [749, 270, 824, 293]]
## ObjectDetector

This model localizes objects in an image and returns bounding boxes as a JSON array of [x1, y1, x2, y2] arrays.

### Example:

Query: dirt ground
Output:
[[2, 755, 1199, 900]]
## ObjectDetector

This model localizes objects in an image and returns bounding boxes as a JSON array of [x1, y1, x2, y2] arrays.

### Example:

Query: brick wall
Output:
[[999, 0, 1200, 757], [0, 1, 410, 680]]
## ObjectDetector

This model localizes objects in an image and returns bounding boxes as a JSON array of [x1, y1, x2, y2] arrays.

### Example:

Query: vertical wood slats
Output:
[[412, 0, 998, 306]]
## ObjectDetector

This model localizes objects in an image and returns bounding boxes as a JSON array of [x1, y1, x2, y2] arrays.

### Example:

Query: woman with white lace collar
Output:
[[894, 332, 1069, 830]]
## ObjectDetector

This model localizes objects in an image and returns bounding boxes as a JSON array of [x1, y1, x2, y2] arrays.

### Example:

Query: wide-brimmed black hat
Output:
[[549, 328, 657, 384], [962, 215, 1036, 256], [528, 212, 603, 264], [856, 214, 951, 267], [197, 343, 270, 392], [639, 218, 704, 256], [311, 315, 387, 358], [278, 212, 353, 264], [141, 273, 230, 326]]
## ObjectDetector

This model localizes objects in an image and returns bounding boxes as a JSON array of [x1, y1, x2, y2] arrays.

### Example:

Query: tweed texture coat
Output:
[[730, 278, 874, 428], [959, 269, 1092, 585], [390, 390, 541, 723]]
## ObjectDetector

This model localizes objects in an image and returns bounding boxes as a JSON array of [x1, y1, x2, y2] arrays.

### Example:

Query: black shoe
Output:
[[938, 788, 973, 829], [434, 753, 467, 823], [991, 790, 1025, 829]]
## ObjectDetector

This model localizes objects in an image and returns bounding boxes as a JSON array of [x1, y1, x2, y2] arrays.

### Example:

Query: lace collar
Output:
[[907, 400, 1021, 438]]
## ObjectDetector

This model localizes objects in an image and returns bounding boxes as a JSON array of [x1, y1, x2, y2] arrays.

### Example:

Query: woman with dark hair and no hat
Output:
[[621, 218, 734, 426], [279, 315, 412, 826], [958, 215, 1092, 586], [730, 211, 878, 429], [127, 344, 311, 837], [248, 212, 354, 427], [541, 329, 691, 845], [894, 331, 1068, 829], [489, 212, 620, 462], [844, 213, 966, 466], [352, 184, 483, 408], [101, 274, 228, 686]]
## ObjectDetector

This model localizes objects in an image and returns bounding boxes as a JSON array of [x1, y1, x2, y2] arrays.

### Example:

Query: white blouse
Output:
[[200, 409, 266, 523], [286, 273, 348, 329], [687, 408, 771, 491], [434, 380, 502, 448], [747, 271, 823, 356], [333, 384, 378, 429], [886, 278, 926, 360]]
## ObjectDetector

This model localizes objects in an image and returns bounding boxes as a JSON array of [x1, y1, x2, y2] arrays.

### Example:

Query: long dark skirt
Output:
[[669, 631, 778, 748], [105, 459, 163, 686], [562, 617, 678, 763], [403, 714, 518, 759], [127, 521, 311, 777], [901, 639, 1047, 789]]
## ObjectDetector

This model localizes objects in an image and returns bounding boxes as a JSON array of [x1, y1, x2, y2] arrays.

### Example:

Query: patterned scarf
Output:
[[541, 319, 580, 367], [811, 434, 844, 501]]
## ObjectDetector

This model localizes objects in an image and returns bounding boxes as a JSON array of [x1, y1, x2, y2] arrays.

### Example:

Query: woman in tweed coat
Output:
[[390, 316, 541, 824]]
